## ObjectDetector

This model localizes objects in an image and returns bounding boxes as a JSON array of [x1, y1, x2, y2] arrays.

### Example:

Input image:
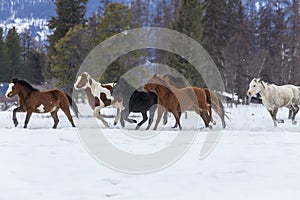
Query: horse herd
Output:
[[4, 73, 300, 130]]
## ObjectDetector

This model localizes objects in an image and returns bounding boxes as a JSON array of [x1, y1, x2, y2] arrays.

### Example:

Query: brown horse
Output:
[[5, 78, 78, 129], [144, 74, 226, 130]]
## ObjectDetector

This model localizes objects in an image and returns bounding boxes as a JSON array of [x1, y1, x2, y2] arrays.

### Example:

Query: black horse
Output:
[[112, 78, 158, 130]]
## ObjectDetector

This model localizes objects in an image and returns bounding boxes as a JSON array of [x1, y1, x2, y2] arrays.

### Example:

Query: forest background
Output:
[[0, 0, 300, 100]]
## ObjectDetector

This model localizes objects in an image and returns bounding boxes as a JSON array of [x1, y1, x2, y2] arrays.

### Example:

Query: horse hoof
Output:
[[212, 121, 216, 125], [292, 121, 297, 125], [135, 125, 140, 130], [132, 119, 137, 123]]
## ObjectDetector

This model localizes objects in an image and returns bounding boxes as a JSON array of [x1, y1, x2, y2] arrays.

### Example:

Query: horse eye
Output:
[[253, 85, 256, 87]]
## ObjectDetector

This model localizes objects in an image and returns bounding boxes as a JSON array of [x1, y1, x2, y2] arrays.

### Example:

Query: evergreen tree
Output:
[[4, 27, 22, 79], [95, 3, 137, 82], [167, 0, 204, 86], [0, 27, 5, 81], [47, 0, 87, 83], [20, 29, 45, 84], [201, 0, 227, 73], [51, 24, 91, 94]]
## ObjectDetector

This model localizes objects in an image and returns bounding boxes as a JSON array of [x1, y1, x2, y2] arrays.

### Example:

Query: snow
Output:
[[1, 103, 300, 200]]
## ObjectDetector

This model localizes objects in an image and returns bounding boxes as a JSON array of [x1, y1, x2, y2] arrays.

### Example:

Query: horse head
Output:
[[144, 74, 162, 92], [247, 78, 262, 97], [74, 72, 92, 90], [5, 78, 19, 98]]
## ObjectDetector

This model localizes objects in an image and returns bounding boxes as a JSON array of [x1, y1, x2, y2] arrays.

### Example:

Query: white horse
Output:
[[247, 78, 300, 126], [74, 72, 123, 127]]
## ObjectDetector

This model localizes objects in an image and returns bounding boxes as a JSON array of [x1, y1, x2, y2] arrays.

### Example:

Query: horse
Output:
[[74, 72, 122, 127], [5, 78, 79, 129], [160, 74, 189, 128], [112, 77, 158, 130], [145, 74, 218, 130], [247, 78, 300, 126]]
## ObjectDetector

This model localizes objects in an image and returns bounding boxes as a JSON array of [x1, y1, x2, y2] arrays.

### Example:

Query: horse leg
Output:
[[268, 108, 281, 127], [12, 106, 25, 127], [94, 106, 109, 127], [171, 110, 182, 130], [120, 108, 136, 128], [136, 112, 148, 130], [291, 104, 299, 125], [208, 105, 216, 125], [23, 111, 33, 128], [50, 109, 59, 129], [153, 106, 164, 130], [163, 112, 168, 125], [60, 103, 76, 127], [122, 109, 137, 124], [114, 108, 120, 126], [172, 112, 181, 128], [196, 109, 211, 129], [146, 105, 156, 130]]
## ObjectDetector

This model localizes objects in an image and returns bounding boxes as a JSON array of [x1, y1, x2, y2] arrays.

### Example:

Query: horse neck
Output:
[[154, 83, 174, 100], [84, 87, 96, 109], [258, 82, 271, 98], [17, 85, 33, 100]]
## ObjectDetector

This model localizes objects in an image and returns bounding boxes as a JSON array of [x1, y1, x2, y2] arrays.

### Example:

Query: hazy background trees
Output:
[[1, 0, 300, 100]]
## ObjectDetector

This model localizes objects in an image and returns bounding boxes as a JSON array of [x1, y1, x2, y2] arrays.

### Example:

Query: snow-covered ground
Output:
[[0, 103, 300, 200]]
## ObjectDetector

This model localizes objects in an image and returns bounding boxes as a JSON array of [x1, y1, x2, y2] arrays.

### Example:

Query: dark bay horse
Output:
[[144, 74, 226, 130], [5, 78, 79, 129], [112, 78, 158, 130]]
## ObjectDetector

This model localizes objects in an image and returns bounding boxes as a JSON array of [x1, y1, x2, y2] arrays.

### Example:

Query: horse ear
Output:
[[12, 78, 18, 83], [256, 78, 261, 82], [89, 77, 93, 86]]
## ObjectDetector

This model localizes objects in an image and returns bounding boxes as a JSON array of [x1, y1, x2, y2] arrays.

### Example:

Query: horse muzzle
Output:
[[247, 91, 252, 97], [5, 92, 12, 98]]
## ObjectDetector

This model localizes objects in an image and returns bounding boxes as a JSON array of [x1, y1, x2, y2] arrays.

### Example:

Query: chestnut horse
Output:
[[5, 78, 79, 129], [144, 74, 226, 130]]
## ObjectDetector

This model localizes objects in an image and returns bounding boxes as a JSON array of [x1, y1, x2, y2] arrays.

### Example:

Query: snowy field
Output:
[[1, 103, 300, 200]]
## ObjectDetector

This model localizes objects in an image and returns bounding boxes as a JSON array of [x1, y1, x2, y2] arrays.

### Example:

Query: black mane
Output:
[[13, 79, 40, 92]]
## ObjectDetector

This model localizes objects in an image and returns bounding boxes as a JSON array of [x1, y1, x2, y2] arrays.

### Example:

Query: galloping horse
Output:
[[145, 74, 224, 130], [5, 78, 79, 129], [247, 78, 300, 126], [74, 72, 122, 127], [112, 78, 158, 130]]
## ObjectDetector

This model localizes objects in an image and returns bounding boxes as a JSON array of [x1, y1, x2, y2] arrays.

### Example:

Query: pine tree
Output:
[[201, 0, 227, 72], [0, 27, 5, 81], [167, 0, 204, 86], [20, 29, 45, 84], [51, 24, 91, 94], [95, 3, 137, 82], [4, 27, 22, 79], [47, 0, 87, 83]]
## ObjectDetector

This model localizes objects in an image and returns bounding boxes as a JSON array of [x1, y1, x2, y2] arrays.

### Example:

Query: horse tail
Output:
[[65, 93, 80, 119], [206, 89, 228, 128]]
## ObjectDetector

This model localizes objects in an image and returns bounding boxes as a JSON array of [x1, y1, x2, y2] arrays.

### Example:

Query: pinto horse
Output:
[[5, 78, 79, 129], [247, 78, 300, 126], [74, 72, 122, 127], [112, 78, 157, 130], [144, 74, 226, 130]]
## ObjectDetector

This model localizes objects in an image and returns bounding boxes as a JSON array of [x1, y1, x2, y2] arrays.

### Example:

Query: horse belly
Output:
[[34, 103, 58, 113]]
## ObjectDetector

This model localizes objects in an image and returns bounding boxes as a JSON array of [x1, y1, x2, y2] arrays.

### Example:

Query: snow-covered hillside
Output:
[[0, 103, 300, 200]]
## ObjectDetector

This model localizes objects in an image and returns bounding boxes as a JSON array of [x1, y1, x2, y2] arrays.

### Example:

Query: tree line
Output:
[[1, 0, 300, 100]]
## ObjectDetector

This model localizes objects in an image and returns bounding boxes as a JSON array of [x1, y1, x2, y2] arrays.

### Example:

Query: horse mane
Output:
[[155, 74, 175, 88], [161, 74, 188, 88], [13, 78, 40, 92]]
